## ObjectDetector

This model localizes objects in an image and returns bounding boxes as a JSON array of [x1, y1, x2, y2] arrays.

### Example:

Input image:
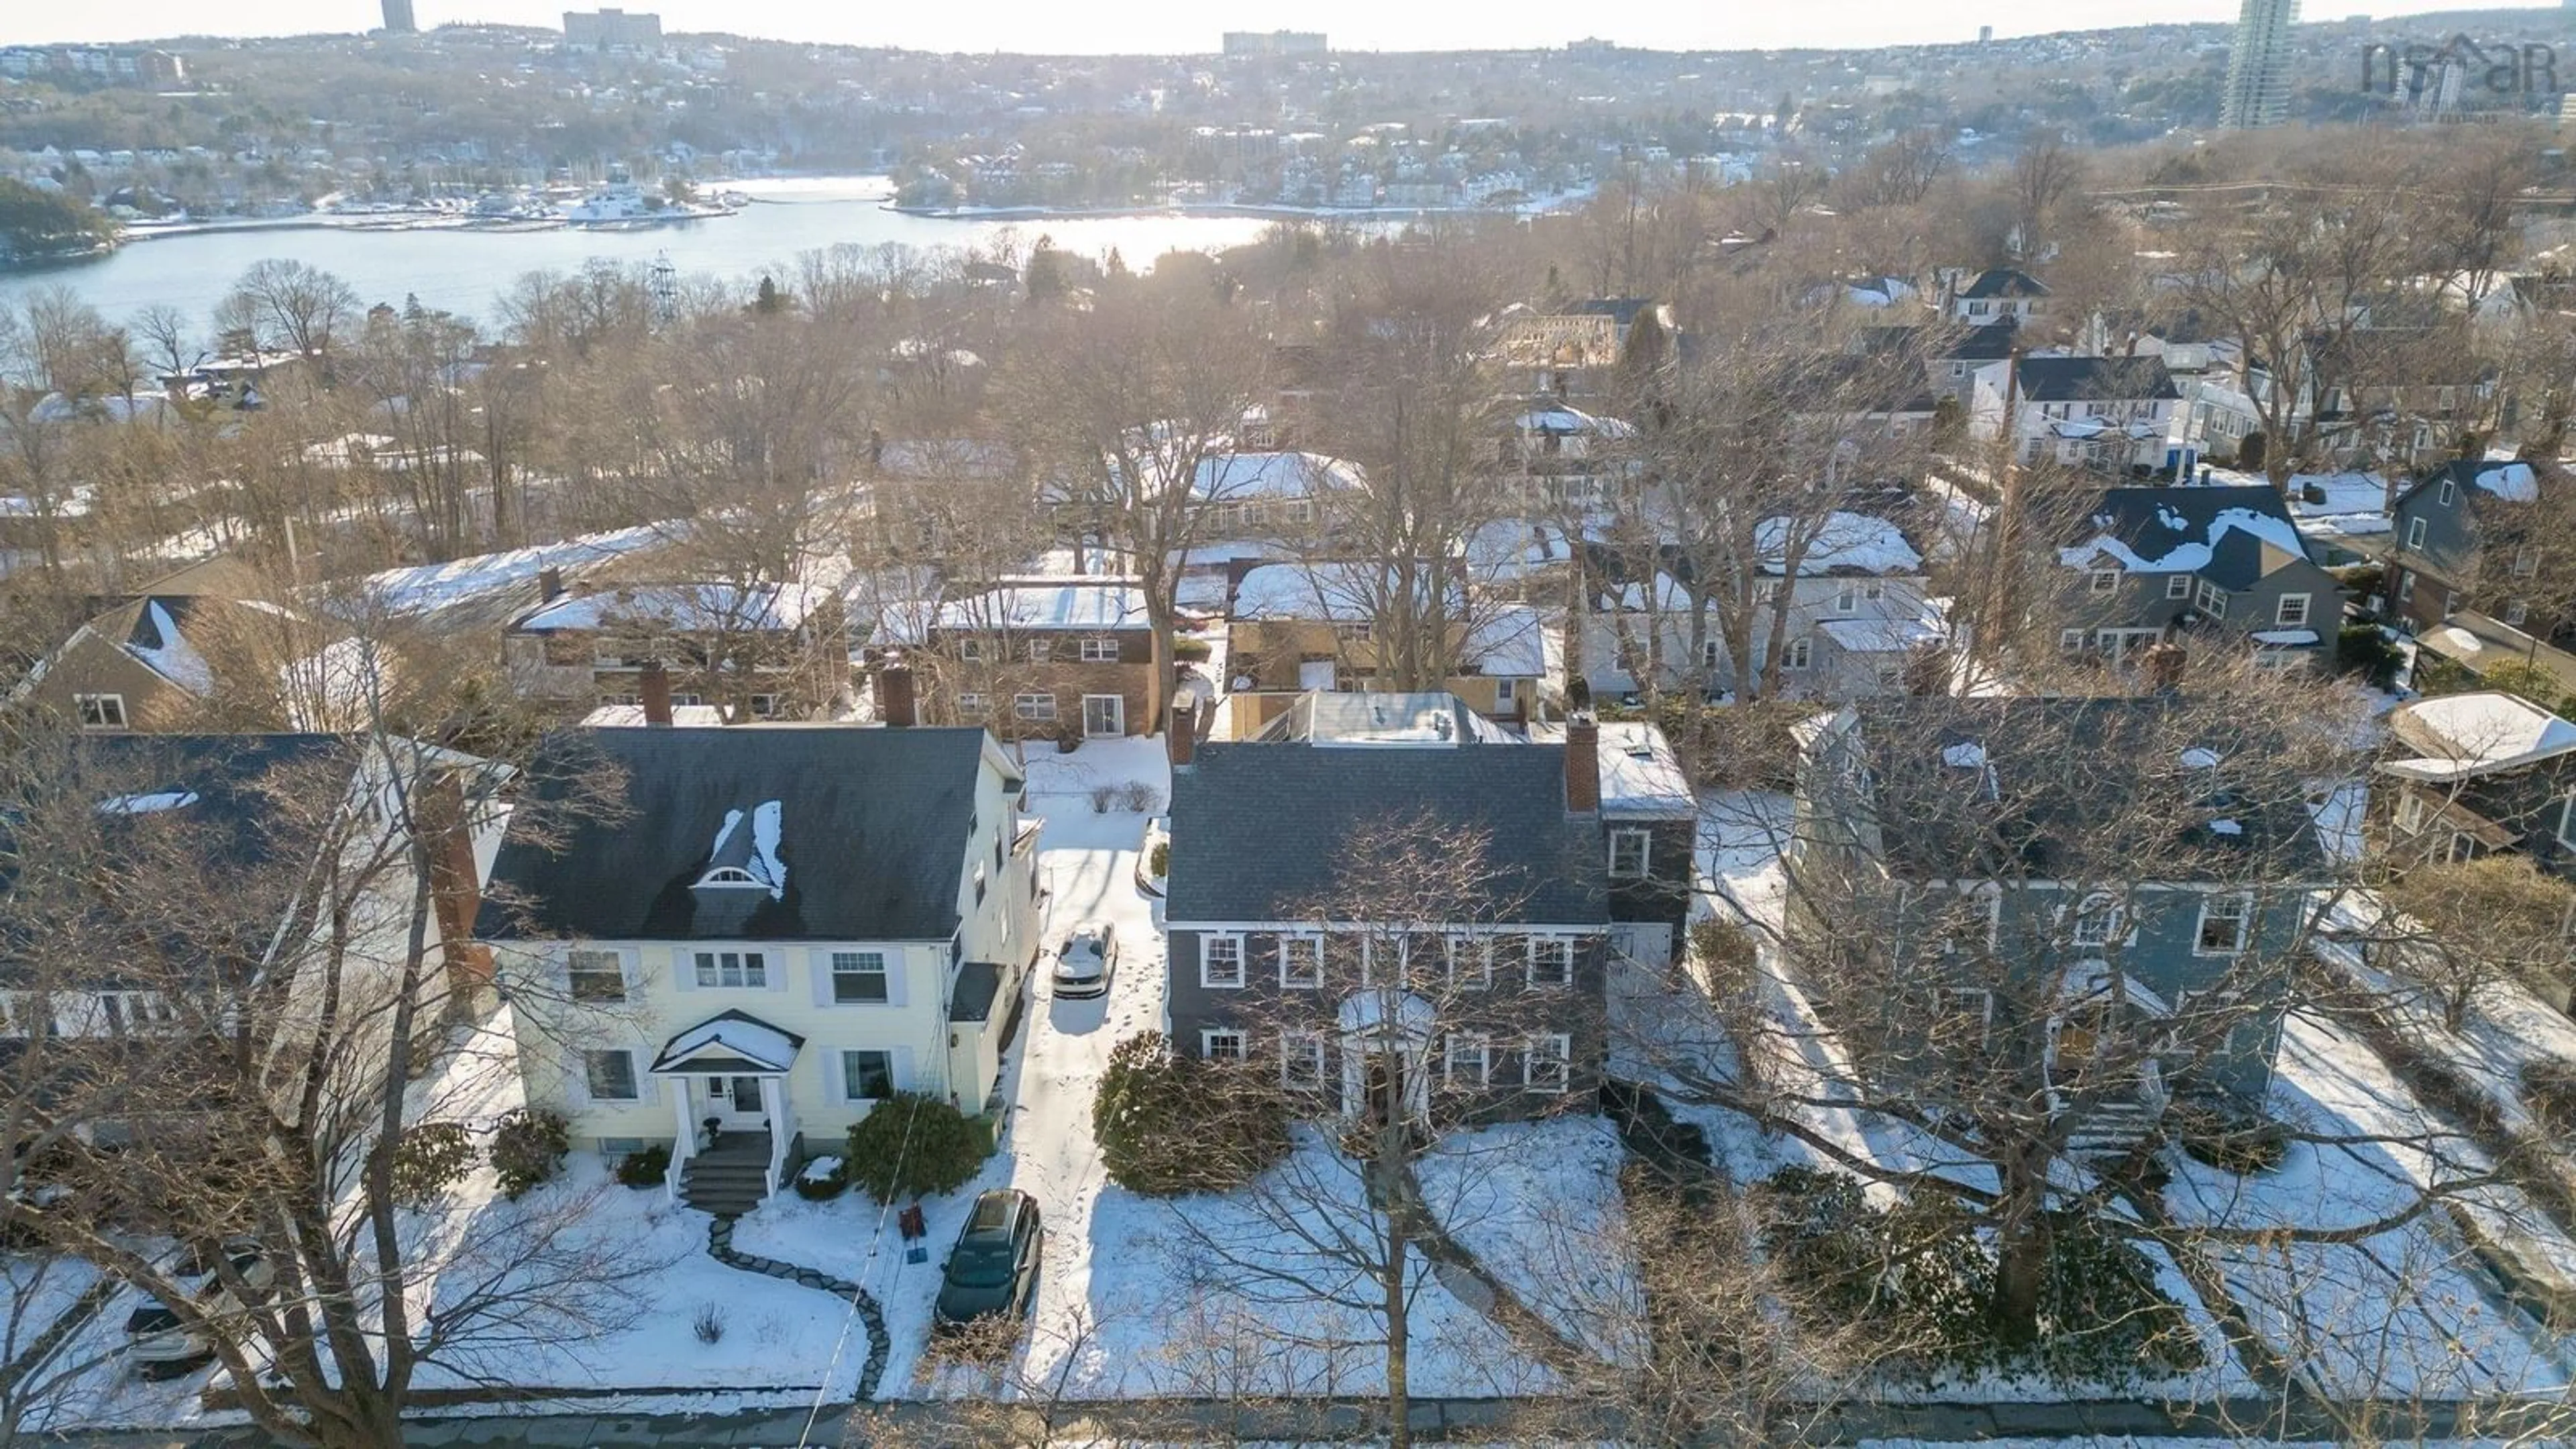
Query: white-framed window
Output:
[[1014, 692, 1057, 722], [568, 949, 626, 1003], [1280, 1031, 1328, 1090], [2194, 894, 2252, 955], [955, 692, 986, 717], [1608, 828, 1651, 879], [97, 991, 177, 1034], [1027, 638, 1053, 663], [584, 1049, 639, 1102], [73, 694, 126, 731], [1528, 936, 1575, 989], [1781, 637, 1813, 670], [2515, 546, 2542, 579], [1279, 934, 1322, 989], [1452, 934, 1497, 991], [1931, 987, 1992, 1049], [2070, 892, 2124, 947], [2439, 479, 2459, 506], [1831, 584, 1860, 614], [1078, 636, 1119, 663], [2059, 628, 2087, 652], [2165, 987, 2255, 1059], [957, 637, 984, 663], [2397, 790, 2428, 835], [1445, 1032, 1492, 1088], [2448, 831, 2479, 864], [1201, 1028, 1247, 1061], [692, 950, 767, 988], [2195, 579, 2228, 619], [831, 951, 889, 1004], [1523, 1033, 1572, 1093], [2557, 792, 2576, 852], [843, 1049, 896, 1099], [2166, 574, 2193, 599], [1938, 892, 2000, 955], [2275, 594, 2311, 629], [2507, 599, 2531, 627], [2088, 569, 2119, 596], [1199, 933, 1246, 988], [2406, 517, 2428, 550], [1495, 677, 1517, 706], [1753, 579, 1780, 605], [1334, 621, 1373, 643]]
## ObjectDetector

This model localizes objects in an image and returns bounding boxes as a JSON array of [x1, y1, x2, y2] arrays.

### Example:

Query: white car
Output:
[[1052, 922, 1118, 1000], [126, 1244, 274, 1377]]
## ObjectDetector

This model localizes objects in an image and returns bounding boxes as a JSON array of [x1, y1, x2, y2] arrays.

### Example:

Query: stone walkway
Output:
[[704, 1216, 891, 1401]]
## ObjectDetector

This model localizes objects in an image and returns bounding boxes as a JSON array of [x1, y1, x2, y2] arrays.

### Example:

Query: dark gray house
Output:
[[2383, 457, 2548, 635], [2054, 485, 2347, 673], [1163, 694, 1687, 1126], [1790, 697, 2335, 1149]]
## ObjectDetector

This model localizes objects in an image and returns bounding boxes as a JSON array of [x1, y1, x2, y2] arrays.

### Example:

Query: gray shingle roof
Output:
[[1166, 743, 1608, 924], [1959, 268, 2050, 300], [478, 727, 989, 943], [2017, 356, 2180, 404]]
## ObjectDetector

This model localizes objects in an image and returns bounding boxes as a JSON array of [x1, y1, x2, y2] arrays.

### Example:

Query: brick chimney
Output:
[[537, 566, 565, 602], [415, 771, 494, 998], [1169, 702, 1199, 771], [639, 660, 673, 727], [1564, 710, 1600, 816], [875, 657, 917, 728]]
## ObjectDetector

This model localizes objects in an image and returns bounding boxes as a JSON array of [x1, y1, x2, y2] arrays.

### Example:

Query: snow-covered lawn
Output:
[[2168, 1007, 2576, 1398], [1413, 1118, 1639, 1366]]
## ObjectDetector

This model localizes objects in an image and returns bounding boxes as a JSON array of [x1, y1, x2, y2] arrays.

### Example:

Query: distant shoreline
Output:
[[883, 190, 1591, 225]]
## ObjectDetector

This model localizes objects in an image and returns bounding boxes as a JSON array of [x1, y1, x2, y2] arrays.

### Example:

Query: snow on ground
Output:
[[2167, 1006, 2576, 1399], [1413, 1118, 1640, 1365], [2202, 466, 2394, 540]]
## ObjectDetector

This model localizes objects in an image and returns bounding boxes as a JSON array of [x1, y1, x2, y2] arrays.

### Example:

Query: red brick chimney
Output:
[[876, 659, 917, 728], [1564, 711, 1600, 815], [639, 660, 673, 727], [1169, 702, 1199, 771], [415, 771, 493, 996]]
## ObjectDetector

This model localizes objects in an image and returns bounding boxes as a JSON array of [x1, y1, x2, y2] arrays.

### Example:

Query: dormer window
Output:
[[696, 866, 763, 888]]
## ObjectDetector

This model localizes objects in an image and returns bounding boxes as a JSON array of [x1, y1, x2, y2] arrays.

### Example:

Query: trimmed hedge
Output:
[[490, 1108, 571, 1201], [614, 1142, 672, 1189], [844, 1093, 989, 1203]]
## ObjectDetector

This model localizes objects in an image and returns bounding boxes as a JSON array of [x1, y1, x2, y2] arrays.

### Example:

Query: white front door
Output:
[[1082, 693, 1124, 738], [704, 1075, 767, 1132]]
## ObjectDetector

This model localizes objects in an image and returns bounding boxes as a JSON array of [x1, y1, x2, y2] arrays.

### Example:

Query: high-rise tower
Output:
[[2218, 0, 2300, 127]]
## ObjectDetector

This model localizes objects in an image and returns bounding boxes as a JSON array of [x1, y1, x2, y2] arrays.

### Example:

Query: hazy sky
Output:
[[5, 0, 2544, 56]]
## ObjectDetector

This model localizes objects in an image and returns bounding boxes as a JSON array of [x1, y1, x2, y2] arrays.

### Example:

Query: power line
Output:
[[795, 1094, 924, 1449]]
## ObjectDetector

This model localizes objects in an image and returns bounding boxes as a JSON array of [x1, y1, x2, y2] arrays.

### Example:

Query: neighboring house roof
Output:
[[1252, 691, 1519, 747], [515, 582, 833, 635], [1818, 599, 1951, 655], [351, 524, 670, 628], [1230, 560, 1465, 623], [1459, 605, 1556, 678], [1565, 297, 1661, 325], [1189, 451, 1364, 501], [1754, 511, 1925, 576], [2058, 486, 2309, 576], [1167, 740, 1609, 923], [1821, 696, 2333, 883], [2394, 455, 2542, 512], [2015, 356, 2180, 404], [2384, 692, 2576, 780], [1513, 402, 1636, 438], [1958, 268, 2050, 300], [1528, 718, 1697, 820], [478, 726, 997, 943], [875, 580, 1148, 645]]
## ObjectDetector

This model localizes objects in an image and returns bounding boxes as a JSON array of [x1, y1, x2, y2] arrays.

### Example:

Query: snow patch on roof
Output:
[[1941, 741, 1986, 768], [126, 601, 212, 693], [2057, 506, 2306, 574], [1754, 511, 1922, 576], [2386, 690, 2576, 779], [2477, 461, 2538, 502], [97, 790, 200, 815]]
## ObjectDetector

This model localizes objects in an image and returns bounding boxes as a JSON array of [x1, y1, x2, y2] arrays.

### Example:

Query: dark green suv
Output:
[[933, 1189, 1042, 1331]]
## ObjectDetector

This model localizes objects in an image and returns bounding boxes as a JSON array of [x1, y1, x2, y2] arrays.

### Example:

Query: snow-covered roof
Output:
[[1754, 511, 1923, 576], [2476, 460, 2538, 502], [97, 790, 200, 815], [2385, 691, 2576, 780], [1514, 405, 1635, 438], [125, 600, 212, 692], [1461, 606, 1554, 678], [2248, 629, 2320, 647], [700, 800, 789, 900], [649, 1010, 804, 1074], [582, 703, 728, 727], [1231, 561, 1463, 622], [517, 582, 830, 635], [2059, 500, 2305, 574], [1189, 451, 1364, 501], [359, 525, 668, 620], [876, 580, 1148, 643], [1596, 721, 1694, 819]]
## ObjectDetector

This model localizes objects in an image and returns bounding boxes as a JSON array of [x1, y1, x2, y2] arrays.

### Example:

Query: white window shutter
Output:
[[891, 1045, 914, 1094], [765, 950, 788, 992], [672, 947, 697, 992], [634, 1050, 659, 1106], [820, 1051, 846, 1105], [565, 1054, 590, 1110], [810, 951, 836, 1009], [619, 948, 642, 998], [886, 951, 909, 1010]]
